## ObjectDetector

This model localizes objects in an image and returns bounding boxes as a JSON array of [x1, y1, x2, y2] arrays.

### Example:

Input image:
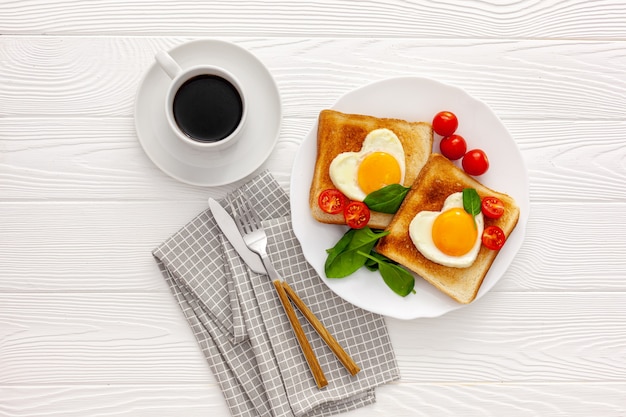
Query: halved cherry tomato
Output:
[[462, 149, 489, 176], [439, 134, 467, 160], [343, 201, 370, 229], [318, 189, 347, 214], [432, 111, 458, 137], [481, 197, 505, 219], [482, 225, 506, 250]]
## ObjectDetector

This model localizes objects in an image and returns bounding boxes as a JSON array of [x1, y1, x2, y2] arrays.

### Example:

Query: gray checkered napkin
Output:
[[153, 171, 399, 417]]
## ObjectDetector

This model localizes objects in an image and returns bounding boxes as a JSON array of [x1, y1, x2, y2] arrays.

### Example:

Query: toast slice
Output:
[[309, 109, 433, 229], [376, 154, 520, 304]]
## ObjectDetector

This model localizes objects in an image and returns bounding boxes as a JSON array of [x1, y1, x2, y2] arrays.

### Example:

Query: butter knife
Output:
[[208, 198, 266, 274], [209, 195, 360, 385]]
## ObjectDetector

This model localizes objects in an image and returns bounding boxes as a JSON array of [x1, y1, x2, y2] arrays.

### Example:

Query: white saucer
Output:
[[134, 39, 281, 186]]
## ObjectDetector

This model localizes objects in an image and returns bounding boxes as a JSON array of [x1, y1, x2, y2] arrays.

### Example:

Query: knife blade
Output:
[[208, 198, 266, 274]]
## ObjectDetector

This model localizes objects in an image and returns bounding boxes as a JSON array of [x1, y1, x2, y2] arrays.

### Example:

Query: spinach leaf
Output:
[[462, 187, 481, 217], [324, 227, 389, 278], [364, 251, 402, 271], [379, 262, 415, 297], [462, 187, 482, 229], [363, 184, 411, 214], [325, 229, 355, 268], [363, 251, 388, 271], [358, 251, 415, 297]]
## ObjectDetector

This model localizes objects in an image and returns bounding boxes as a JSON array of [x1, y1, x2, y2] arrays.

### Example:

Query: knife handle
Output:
[[280, 281, 361, 376], [272, 280, 328, 389]]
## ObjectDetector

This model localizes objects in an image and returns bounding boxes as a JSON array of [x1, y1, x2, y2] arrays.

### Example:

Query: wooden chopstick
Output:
[[272, 280, 328, 389], [280, 281, 361, 377]]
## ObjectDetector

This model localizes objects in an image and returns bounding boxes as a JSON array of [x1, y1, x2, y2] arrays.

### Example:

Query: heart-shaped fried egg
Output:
[[329, 128, 405, 202], [409, 192, 484, 268]]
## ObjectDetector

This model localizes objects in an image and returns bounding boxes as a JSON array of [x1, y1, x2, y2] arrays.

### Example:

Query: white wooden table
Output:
[[2, 1, 625, 415]]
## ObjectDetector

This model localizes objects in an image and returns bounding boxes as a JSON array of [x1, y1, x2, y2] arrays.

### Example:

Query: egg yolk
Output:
[[432, 208, 477, 256], [357, 152, 402, 195]]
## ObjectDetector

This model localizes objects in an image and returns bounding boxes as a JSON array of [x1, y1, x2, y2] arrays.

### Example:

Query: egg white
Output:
[[409, 192, 484, 268], [329, 128, 405, 202]]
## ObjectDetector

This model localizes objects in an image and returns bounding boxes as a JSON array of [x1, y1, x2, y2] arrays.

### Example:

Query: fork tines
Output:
[[228, 188, 260, 235]]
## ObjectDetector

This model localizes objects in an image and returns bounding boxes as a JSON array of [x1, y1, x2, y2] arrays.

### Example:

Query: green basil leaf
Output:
[[325, 227, 389, 278], [363, 184, 411, 214], [325, 228, 355, 267], [363, 251, 388, 271], [348, 227, 388, 251], [378, 262, 415, 297], [462, 188, 481, 217], [357, 251, 415, 297]]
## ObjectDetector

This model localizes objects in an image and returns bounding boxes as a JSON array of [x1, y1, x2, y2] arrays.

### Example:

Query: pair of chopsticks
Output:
[[272, 279, 360, 388]]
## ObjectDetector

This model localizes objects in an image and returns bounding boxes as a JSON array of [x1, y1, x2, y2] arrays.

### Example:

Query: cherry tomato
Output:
[[481, 197, 505, 219], [343, 201, 370, 229], [318, 189, 347, 214], [482, 225, 506, 250], [439, 134, 467, 160], [462, 149, 489, 176], [432, 111, 458, 137]]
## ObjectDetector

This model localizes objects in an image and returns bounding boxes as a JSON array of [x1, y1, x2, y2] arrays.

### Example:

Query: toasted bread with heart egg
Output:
[[375, 153, 520, 304], [309, 109, 433, 229]]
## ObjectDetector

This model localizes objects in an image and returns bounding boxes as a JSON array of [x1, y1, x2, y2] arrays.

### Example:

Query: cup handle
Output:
[[155, 51, 182, 79]]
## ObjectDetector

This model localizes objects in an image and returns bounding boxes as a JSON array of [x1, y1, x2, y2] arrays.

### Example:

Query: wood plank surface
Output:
[[2, 0, 626, 39], [2, 293, 625, 385], [2, 383, 625, 417], [366, 384, 626, 416], [1, 1, 625, 416], [1, 37, 625, 120], [1, 202, 625, 293], [1, 117, 625, 202], [1, 385, 220, 417]]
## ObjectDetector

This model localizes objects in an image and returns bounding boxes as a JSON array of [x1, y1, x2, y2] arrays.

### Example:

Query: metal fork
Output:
[[228, 190, 360, 388]]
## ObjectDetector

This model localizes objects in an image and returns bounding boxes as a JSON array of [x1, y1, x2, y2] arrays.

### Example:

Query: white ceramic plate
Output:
[[290, 77, 529, 320], [134, 39, 281, 186]]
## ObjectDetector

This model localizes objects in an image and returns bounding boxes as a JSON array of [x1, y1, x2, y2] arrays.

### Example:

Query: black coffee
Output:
[[173, 75, 243, 142]]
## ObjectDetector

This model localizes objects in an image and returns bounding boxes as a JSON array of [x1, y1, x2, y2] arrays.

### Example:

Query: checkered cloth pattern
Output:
[[153, 171, 399, 417]]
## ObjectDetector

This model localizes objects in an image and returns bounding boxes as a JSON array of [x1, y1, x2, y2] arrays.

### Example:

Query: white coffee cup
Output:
[[155, 50, 247, 150]]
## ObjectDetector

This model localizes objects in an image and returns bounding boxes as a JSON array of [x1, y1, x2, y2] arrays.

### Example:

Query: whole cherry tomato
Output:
[[462, 149, 489, 176], [343, 201, 370, 229], [482, 225, 506, 250], [432, 111, 458, 137], [439, 134, 467, 160], [318, 189, 347, 214], [481, 197, 505, 219]]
